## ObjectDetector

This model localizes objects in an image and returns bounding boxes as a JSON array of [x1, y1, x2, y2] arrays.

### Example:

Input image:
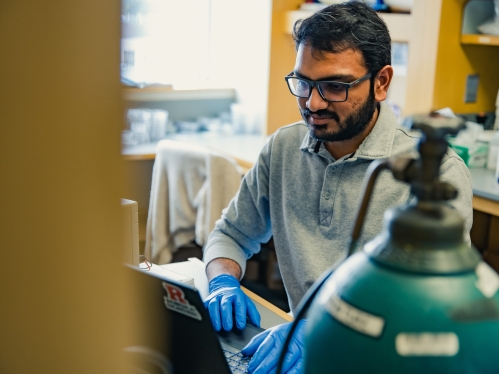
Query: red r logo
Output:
[[163, 283, 188, 305]]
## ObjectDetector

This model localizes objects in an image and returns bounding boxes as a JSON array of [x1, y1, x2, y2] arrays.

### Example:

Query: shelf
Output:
[[461, 34, 499, 46], [284, 11, 413, 43], [122, 133, 268, 173], [122, 87, 236, 102], [461, 0, 498, 45]]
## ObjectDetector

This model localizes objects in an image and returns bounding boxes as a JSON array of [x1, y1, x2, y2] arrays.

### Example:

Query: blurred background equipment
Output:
[[123, 108, 170, 146], [383, 0, 413, 13]]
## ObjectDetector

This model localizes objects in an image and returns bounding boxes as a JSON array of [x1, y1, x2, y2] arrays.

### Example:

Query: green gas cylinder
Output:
[[303, 116, 499, 373]]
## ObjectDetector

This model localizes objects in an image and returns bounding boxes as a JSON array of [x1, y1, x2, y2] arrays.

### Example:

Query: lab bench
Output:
[[469, 168, 499, 260]]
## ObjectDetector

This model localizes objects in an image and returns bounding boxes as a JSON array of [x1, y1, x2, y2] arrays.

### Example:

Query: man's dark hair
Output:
[[292, 1, 391, 78]]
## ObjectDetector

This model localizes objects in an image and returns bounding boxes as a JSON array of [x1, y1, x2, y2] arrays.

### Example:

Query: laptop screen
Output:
[[123, 265, 262, 374]]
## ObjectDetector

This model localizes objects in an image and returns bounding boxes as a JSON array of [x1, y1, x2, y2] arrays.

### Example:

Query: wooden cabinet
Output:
[[429, 0, 499, 115]]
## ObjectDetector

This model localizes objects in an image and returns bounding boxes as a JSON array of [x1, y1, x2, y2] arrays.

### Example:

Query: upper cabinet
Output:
[[429, 0, 499, 115], [461, 0, 499, 46]]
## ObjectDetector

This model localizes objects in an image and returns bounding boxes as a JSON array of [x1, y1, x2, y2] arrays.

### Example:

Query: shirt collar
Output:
[[300, 101, 397, 161]]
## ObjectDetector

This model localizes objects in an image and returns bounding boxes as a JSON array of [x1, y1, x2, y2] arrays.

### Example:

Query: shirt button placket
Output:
[[319, 165, 335, 227]]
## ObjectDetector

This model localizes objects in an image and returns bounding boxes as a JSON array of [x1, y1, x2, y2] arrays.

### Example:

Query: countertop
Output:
[[470, 168, 499, 203], [122, 132, 268, 170]]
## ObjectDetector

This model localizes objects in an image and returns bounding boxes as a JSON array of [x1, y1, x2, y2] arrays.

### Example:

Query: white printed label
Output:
[[478, 36, 491, 44], [162, 282, 202, 321], [396, 333, 459, 356], [475, 262, 499, 298], [325, 295, 385, 337]]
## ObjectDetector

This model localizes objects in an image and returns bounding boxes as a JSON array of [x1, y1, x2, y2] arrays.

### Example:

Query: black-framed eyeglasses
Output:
[[284, 71, 372, 102]]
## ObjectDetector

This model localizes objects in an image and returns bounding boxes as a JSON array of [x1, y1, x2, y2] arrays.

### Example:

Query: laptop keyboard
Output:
[[223, 348, 250, 374]]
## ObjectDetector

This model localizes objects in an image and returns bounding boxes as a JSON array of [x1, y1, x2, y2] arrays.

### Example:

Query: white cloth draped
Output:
[[145, 139, 243, 264]]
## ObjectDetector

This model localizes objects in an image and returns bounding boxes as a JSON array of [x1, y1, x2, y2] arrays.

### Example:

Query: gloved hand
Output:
[[241, 320, 306, 374], [204, 274, 261, 331]]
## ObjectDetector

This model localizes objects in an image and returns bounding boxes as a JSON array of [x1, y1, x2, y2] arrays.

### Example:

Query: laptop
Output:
[[124, 265, 264, 374]]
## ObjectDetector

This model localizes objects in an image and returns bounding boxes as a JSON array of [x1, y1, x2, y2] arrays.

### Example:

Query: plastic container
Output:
[[494, 88, 499, 131], [496, 150, 499, 184], [150, 109, 168, 141]]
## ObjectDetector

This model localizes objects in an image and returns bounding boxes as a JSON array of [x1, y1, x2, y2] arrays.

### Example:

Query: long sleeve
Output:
[[203, 138, 274, 278]]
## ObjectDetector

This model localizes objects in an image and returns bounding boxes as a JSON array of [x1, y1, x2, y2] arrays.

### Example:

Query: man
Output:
[[203, 2, 473, 373]]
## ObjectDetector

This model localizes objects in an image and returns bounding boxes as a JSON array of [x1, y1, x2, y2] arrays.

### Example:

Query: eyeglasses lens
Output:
[[288, 78, 347, 102], [288, 78, 308, 97]]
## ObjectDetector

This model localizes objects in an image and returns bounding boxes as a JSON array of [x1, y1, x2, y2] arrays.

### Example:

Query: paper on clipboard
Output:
[[157, 258, 210, 299]]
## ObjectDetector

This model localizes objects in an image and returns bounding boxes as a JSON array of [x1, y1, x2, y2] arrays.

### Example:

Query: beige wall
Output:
[[266, 0, 304, 135], [0, 1, 136, 372]]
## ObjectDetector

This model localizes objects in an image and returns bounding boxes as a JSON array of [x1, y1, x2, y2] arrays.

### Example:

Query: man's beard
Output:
[[301, 87, 377, 143]]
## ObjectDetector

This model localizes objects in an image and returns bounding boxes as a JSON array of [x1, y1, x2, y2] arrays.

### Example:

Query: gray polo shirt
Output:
[[203, 102, 473, 312]]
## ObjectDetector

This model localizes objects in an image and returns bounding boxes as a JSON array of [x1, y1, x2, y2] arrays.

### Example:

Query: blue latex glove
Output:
[[241, 320, 306, 374], [204, 274, 261, 331]]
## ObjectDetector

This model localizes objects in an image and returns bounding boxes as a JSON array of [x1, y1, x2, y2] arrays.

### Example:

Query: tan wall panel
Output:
[[0, 1, 135, 373], [266, 0, 303, 135], [403, 0, 443, 116]]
